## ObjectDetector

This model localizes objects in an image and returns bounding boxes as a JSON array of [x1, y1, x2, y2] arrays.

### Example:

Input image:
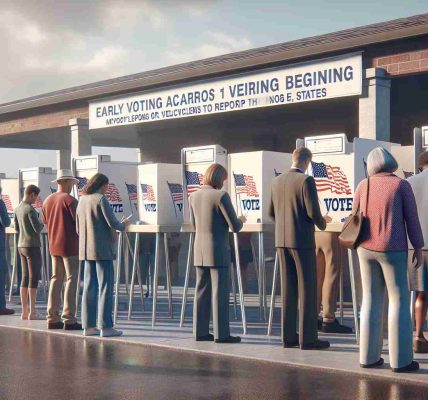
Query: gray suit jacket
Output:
[[189, 186, 243, 267], [0, 199, 11, 268], [76, 193, 126, 261], [269, 169, 326, 249]]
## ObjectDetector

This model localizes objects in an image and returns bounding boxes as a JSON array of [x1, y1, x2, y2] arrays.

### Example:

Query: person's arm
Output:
[[219, 192, 243, 233], [13, 214, 19, 232], [28, 207, 44, 234], [100, 196, 126, 232], [268, 187, 275, 222], [401, 181, 424, 250], [302, 176, 326, 230], [0, 200, 11, 228]]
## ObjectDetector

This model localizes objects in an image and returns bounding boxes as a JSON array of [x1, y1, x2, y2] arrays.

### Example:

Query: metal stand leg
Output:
[[261, 232, 267, 322], [250, 238, 260, 283], [113, 232, 123, 325], [410, 290, 416, 328], [267, 253, 278, 336], [348, 249, 359, 344], [152, 233, 161, 327], [180, 232, 194, 328], [124, 243, 130, 295], [128, 233, 141, 319], [9, 234, 18, 302], [258, 233, 263, 320], [164, 233, 173, 319], [233, 233, 246, 334], [339, 261, 344, 324], [231, 263, 238, 320]]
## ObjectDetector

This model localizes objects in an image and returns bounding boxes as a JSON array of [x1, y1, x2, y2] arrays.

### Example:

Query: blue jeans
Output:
[[0, 268, 6, 309], [81, 260, 114, 330]]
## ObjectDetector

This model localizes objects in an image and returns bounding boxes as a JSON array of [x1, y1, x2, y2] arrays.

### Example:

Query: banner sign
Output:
[[89, 53, 362, 129]]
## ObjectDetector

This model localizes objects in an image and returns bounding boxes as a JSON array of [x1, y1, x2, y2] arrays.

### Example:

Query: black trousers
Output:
[[277, 247, 318, 345]]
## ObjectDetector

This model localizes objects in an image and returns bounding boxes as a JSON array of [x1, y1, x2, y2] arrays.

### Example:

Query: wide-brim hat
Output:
[[52, 169, 79, 184]]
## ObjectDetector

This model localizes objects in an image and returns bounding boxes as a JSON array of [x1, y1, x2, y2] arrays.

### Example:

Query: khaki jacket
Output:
[[269, 169, 326, 249], [190, 186, 243, 267]]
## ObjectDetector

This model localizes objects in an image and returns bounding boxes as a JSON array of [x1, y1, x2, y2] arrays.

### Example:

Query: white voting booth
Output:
[[73, 155, 138, 222], [19, 167, 56, 211], [0, 177, 19, 215], [229, 151, 292, 323]]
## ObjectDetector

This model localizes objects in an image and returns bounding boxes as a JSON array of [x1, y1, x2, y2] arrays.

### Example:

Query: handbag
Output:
[[338, 178, 369, 249]]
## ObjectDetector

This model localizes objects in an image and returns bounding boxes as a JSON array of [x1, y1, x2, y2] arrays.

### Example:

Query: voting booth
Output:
[[228, 151, 292, 224], [0, 177, 19, 215], [138, 163, 183, 225], [73, 155, 138, 222], [19, 167, 56, 211], [181, 144, 227, 224]]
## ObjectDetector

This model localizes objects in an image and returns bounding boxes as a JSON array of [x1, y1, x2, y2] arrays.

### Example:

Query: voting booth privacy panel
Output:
[[19, 167, 56, 212], [73, 155, 138, 222], [181, 145, 227, 224], [138, 163, 183, 225], [228, 151, 292, 224], [0, 178, 19, 215], [303, 134, 399, 224]]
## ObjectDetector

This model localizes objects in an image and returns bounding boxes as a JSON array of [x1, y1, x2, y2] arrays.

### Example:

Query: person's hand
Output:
[[239, 215, 247, 223], [412, 248, 423, 269], [323, 214, 333, 223]]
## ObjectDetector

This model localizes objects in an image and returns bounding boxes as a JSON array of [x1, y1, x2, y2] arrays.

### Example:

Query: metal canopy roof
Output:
[[1, 13, 427, 115]]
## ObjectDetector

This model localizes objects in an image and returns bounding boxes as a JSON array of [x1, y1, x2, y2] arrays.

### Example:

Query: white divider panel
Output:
[[19, 167, 56, 212], [138, 163, 183, 225], [0, 178, 20, 215], [228, 151, 292, 223]]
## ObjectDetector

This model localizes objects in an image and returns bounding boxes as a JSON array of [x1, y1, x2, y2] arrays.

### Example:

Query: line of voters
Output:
[[0, 146, 427, 373]]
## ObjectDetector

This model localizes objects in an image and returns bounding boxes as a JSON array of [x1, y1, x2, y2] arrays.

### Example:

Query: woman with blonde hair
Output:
[[189, 163, 245, 343], [353, 147, 423, 372]]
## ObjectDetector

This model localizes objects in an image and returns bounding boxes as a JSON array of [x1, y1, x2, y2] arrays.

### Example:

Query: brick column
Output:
[[69, 118, 91, 158], [56, 149, 72, 170], [358, 67, 391, 142]]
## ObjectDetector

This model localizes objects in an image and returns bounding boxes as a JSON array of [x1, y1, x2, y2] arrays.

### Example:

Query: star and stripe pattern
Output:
[[311, 161, 352, 195], [185, 171, 204, 195], [141, 184, 156, 202], [233, 173, 259, 197]]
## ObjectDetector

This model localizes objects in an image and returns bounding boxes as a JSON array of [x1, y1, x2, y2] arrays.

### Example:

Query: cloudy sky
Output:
[[0, 0, 426, 175]]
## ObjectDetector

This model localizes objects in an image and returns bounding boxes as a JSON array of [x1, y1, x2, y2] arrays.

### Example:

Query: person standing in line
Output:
[[14, 185, 44, 320], [269, 147, 330, 350], [190, 163, 245, 343], [77, 173, 130, 337], [42, 169, 82, 330], [407, 151, 428, 353], [0, 186, 13, 315], [353, 147, 423, 373], [315, 232, 352, 333]]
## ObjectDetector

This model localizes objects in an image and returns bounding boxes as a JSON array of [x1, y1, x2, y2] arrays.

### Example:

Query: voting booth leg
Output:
[[151, 233, 161, 327], [180, 233, 194, 328], [257, 234, 263, 320], [113, 232, 123, 325], [267, 253, 279, 336], [339, 264, 344, 324], [233, 233, 247, 334], [258, 232, 267, 321], [128, 233, 145, 313], [128, 233, 142, 319], [231, 264, 238, 320], [164, 233, 174, 319], [8, 233, 18, 302], [347, 249, 360, 344], [410, 291, 416, 328], [250, 239, 260, 287]]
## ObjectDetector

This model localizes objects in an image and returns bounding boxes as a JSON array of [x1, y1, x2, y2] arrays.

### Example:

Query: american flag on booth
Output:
[[125, 183, 138, 201], [185, 171, 204, 195], [50, 186, 57, 194], [311, 161, 352, 195], [233, 173, 259, 197], [33, 195, 43, 209], [141, 184, 156, 202], [76, 176, 88, 196], [167, 182, 183, 202], [105, 183, 122, 203], [1, 195, 13, 213]]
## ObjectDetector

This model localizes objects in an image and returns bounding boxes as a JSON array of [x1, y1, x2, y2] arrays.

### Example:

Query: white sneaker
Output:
[[100, 328, 123, 337], [84, 327, 100, 336]]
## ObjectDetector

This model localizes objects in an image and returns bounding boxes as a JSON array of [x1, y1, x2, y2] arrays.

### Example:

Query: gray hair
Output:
[[366, 147, 398, 177]]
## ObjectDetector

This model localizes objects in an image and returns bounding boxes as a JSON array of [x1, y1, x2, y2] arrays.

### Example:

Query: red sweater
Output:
[[353, 173, 424, 252]]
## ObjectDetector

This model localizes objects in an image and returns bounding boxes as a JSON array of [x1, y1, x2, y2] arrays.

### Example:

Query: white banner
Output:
[[89, 53, 362, 129]]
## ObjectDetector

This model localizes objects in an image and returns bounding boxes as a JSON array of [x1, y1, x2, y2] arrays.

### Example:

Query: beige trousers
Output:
[[47, 256, 79, 324], [315, 232, 341, 321]]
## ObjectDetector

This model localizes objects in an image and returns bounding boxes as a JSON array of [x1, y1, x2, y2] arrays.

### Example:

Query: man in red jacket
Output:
[[42, 169, 81, 330]]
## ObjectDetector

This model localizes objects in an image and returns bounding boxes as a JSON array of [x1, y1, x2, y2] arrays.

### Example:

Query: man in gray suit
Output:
[[269, 147, 330, 350]]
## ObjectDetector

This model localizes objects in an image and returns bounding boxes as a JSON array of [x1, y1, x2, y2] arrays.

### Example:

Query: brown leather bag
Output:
[[339, 178, 369, 249]]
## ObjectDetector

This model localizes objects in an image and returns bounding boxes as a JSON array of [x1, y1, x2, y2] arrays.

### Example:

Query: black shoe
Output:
[[215, 336, 241, 344], [361, 358, 384, 368], [392, 361, 420, 373], [321, 319, 353, 334], [317, 318, 322, 331], [300, 340, 330, 350], [64, 322, 83, 331], [48, 321, 64, 330], [0, 308, 15, 315], [283, 341, 299, 348], [196, 334, 214, 342]]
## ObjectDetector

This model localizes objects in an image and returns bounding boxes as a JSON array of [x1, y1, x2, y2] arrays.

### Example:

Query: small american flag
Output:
[[185, 170, 204, 195], [312, 161, 351, 195], [105, 183, 122, 203], [50, 186, 57, 194], [167, 182, 183, 202], [234, 173, 259, 197], [141, 184, 156, 202], [1, 195, 13, 213], [76, 176, 88, 196], [33, 195, 43, 209], [125, 183, 138, 201], [403, 170, 414, 179]]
